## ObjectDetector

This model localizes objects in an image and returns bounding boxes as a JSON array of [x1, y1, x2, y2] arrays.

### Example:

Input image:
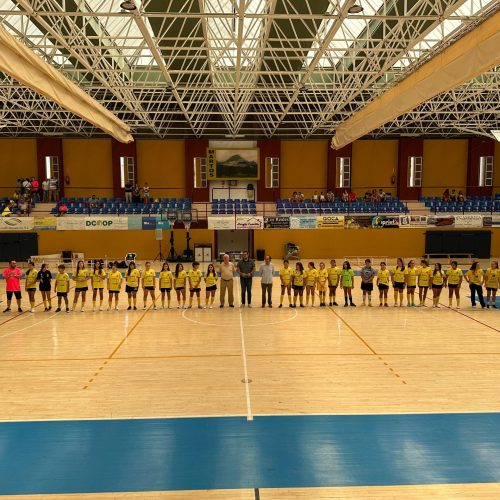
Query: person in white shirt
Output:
[[42, 179, 50, 202], [259, 255, 274, 308]]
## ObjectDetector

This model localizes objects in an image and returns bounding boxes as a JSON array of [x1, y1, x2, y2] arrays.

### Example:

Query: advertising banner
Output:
[[398, 215, 428, 227], [453, 214, 484, 228], [56, 217, 85, 230], [141, 217, 157, 230], [344, 216, 373, 229], [127, 217, 142, 230], [263, 216, 290, 229], [207, 216, 236, 230], [316, 215, 344, 229], [156, 219, 171, 230], [290, 216, 317, 229], [33, 216, 57, 230], [0, 217, 34, 230], [84, 217, 128, 230], [235, 215, 264, 230], [482, 215, 500, 227], [371, 215, 400, 228], [426, 216, 455, 228]]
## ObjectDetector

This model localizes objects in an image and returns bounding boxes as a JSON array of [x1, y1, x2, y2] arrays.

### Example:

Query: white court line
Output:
[[236, 277, 253, 421], [0, 311, 59, 338]]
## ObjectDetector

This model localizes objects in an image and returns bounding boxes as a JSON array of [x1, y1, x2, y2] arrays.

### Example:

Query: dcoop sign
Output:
[[84, 217, 128, 230]]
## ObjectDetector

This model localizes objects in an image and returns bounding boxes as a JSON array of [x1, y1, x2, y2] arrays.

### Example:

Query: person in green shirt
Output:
[[340, 261, 356, 307]]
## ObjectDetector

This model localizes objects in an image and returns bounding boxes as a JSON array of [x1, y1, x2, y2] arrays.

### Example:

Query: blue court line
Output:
[[0, 413, 500, 495]]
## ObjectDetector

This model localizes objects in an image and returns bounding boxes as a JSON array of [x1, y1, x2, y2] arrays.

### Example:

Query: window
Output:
[[407, 156, 423, 187], [45, 156, 59, 180], [193, 157, 207, 188], [120, 156, 135, 188], [479, 156, 493, 187], [265, 157, 279, 188], [336, 157, 351, 188]]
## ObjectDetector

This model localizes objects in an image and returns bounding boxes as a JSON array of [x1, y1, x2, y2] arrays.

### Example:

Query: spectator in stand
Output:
[[326, 190, 334, 203], [341, 189, 349, 203], [18, 196, 28, 215], [348, 191, 356, 203], [58, 202, 68, 217], [312, 191, 319, 203], [30, 177, 39, 200], [450, 189, 457, 202], [49, 177, 59, 202], [442, 189, 450, 202], [378, 189, 387, 202], [298, 192, 305, 203], [363, 191, 371, 203], [21, 178, 31, 194], [143, 182, 150, 203], [457, 190, 465, 203], [88, 195, 99, 209], [290, 192, 298, 204], [371, 189, 379, 203], [319, 192, 326, 203], [1, 201, 14, 217], [132, 184, 141, 203], [124, 182, 133, 203], [42, 178, 50, 202]]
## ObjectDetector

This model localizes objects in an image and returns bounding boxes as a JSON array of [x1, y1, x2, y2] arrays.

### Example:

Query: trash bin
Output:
[[256, 249, 265, 261]]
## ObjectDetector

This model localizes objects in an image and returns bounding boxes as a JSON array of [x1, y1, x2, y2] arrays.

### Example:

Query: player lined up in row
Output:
[[1, 257, 499, 313]]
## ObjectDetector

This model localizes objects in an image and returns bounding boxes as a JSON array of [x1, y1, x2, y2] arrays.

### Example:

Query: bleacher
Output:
[[1, 196, 37, 210], [276, 197, 407, 214], [211, 199, 257, 215], [421, 195, 500, 213], [50, 198, 191, 215]]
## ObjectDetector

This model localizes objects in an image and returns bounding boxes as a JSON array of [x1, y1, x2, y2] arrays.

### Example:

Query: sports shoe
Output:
[[220, 305, 224, 308], [3, 308, 10, 313], [183, 305, 188, 309], [332, 302, 338, 306], [209, 305, 213, 309], [81, 308, 85, 312], [329, 302, 333, 306], [278, 304, 283, 308], [178, 305, 181, 309], [350, 303, 356, 307], [247, 304, 252, 308], [55, 308, 61, 313], [66, 308, 70, 313], [299, 304, 305, 308], [127, 306, 132, 310], [153, 306, 157, 310], [384, 303, 388, 307], [30, 308, 35, 313], [18, 308, 22, 313], [93, 307, 96, 312], [229, 304, 234, 308], [133, 306, 137, 310]]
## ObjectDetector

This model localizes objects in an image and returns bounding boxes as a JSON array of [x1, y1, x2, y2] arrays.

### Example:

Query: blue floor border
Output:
[[0, 413, 500, 495]]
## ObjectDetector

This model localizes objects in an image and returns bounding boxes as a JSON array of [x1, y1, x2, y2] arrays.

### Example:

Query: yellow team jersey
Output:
[[25, 269, 38, 288], [205, 273, 217, 287], [377, 269, 390, 285], [55, 272, 70, 293], [188, 269, 202, 288], [142, 269, 156, 287], [392, 266, 405, 283], [417, 266, 432, 287], [327, 267, 341, 286], [175, 270, 187, 288], [293, 270, 307, 287], [404, 268, 417, 287], [446, 268, 463, 285], [306, 269, 319, 286], [318, 269, 328, 284], [279, 267, 293, 286], [159, 270, 173, 289], [466, 269, 483, 285], [431, 271, 444, 286], [485, 268, 500, 289], [91, 270, 106, 289], [108, 270, 122, 291], [74, 269, 89, 289], [126, 269, 140, 287]]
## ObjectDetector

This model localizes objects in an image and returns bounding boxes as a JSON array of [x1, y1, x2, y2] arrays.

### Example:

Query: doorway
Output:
[[215, 230, 253, 260]]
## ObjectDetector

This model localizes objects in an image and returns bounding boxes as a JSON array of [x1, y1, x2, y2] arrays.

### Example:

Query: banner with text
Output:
[[344, 215, 373, 229], [398, 215, 428, 227], [482, 215, 500, 227], [263, 216, 290, 229], [84, 217, 128, 230], [316, 215, 344, 229], [290, 216, 317, 229], [142, 217, 157, 230], [235, 215, 264, 230], [33, 216, 57, 230], [372, 215, 400, 229], [426, 216, 455, 228], [0, 217, 34, 230], [453, 214, 484, 228], [207, 216, 236, 230], [56, 217, 85, 230]]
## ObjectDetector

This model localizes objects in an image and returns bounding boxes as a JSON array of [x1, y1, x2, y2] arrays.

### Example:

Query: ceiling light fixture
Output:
[[348, 3, 364, 14], [491, 130, 500, 142], [120, 1, 137, 12]]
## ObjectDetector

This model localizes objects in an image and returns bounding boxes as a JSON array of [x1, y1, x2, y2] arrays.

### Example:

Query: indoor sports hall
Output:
[[0, 1, 499, 499]]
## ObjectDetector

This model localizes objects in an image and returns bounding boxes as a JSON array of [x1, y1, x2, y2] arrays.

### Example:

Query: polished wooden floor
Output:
[[1, 263, 499, 499]]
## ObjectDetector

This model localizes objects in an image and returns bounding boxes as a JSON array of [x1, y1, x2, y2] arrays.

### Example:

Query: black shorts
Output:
[[160, 287, 171, 292], [407, 285, 416, 290], [378, 284, 389, 290], [190, 288, 201, 293], [75, 287, 88, 292], [57, 292, 67, 297], [175, 287, 185, 291], [144, 286, 154, 291], [361, 282, 373, 292], [486, 287, 498, 292], [126, 285, 138, 293], [281, 283, 291, 289], [39, 285, 51, 292], [206, 285, 217, 292], [418, 284, 430, 289], [328, 283, 338, 289], [293, 285, 304, 291], [448, 284, 459, 289], [393, 282, 405, 290], [26, 288, 36, 292], [109, 290, 120, 294], [432, 284, 443, 289], [6, 291, 22, 300]]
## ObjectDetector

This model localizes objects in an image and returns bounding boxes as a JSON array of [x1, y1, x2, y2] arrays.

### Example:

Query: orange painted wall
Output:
[[63, 139, 113, 198], [37, 229, 214, 261], [280, 140, 328, 197], [422, 139, 468, 196], [0, 139, 37, 197], [136, 140, 185, 199], [351, 140, 398, 196]]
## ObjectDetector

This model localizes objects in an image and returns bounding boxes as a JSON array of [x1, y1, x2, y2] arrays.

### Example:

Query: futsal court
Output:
[[0, 259, 499, 499]]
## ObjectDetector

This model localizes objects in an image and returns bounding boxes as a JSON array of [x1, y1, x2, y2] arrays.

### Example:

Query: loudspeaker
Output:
[[155, 229, 163, 241]]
